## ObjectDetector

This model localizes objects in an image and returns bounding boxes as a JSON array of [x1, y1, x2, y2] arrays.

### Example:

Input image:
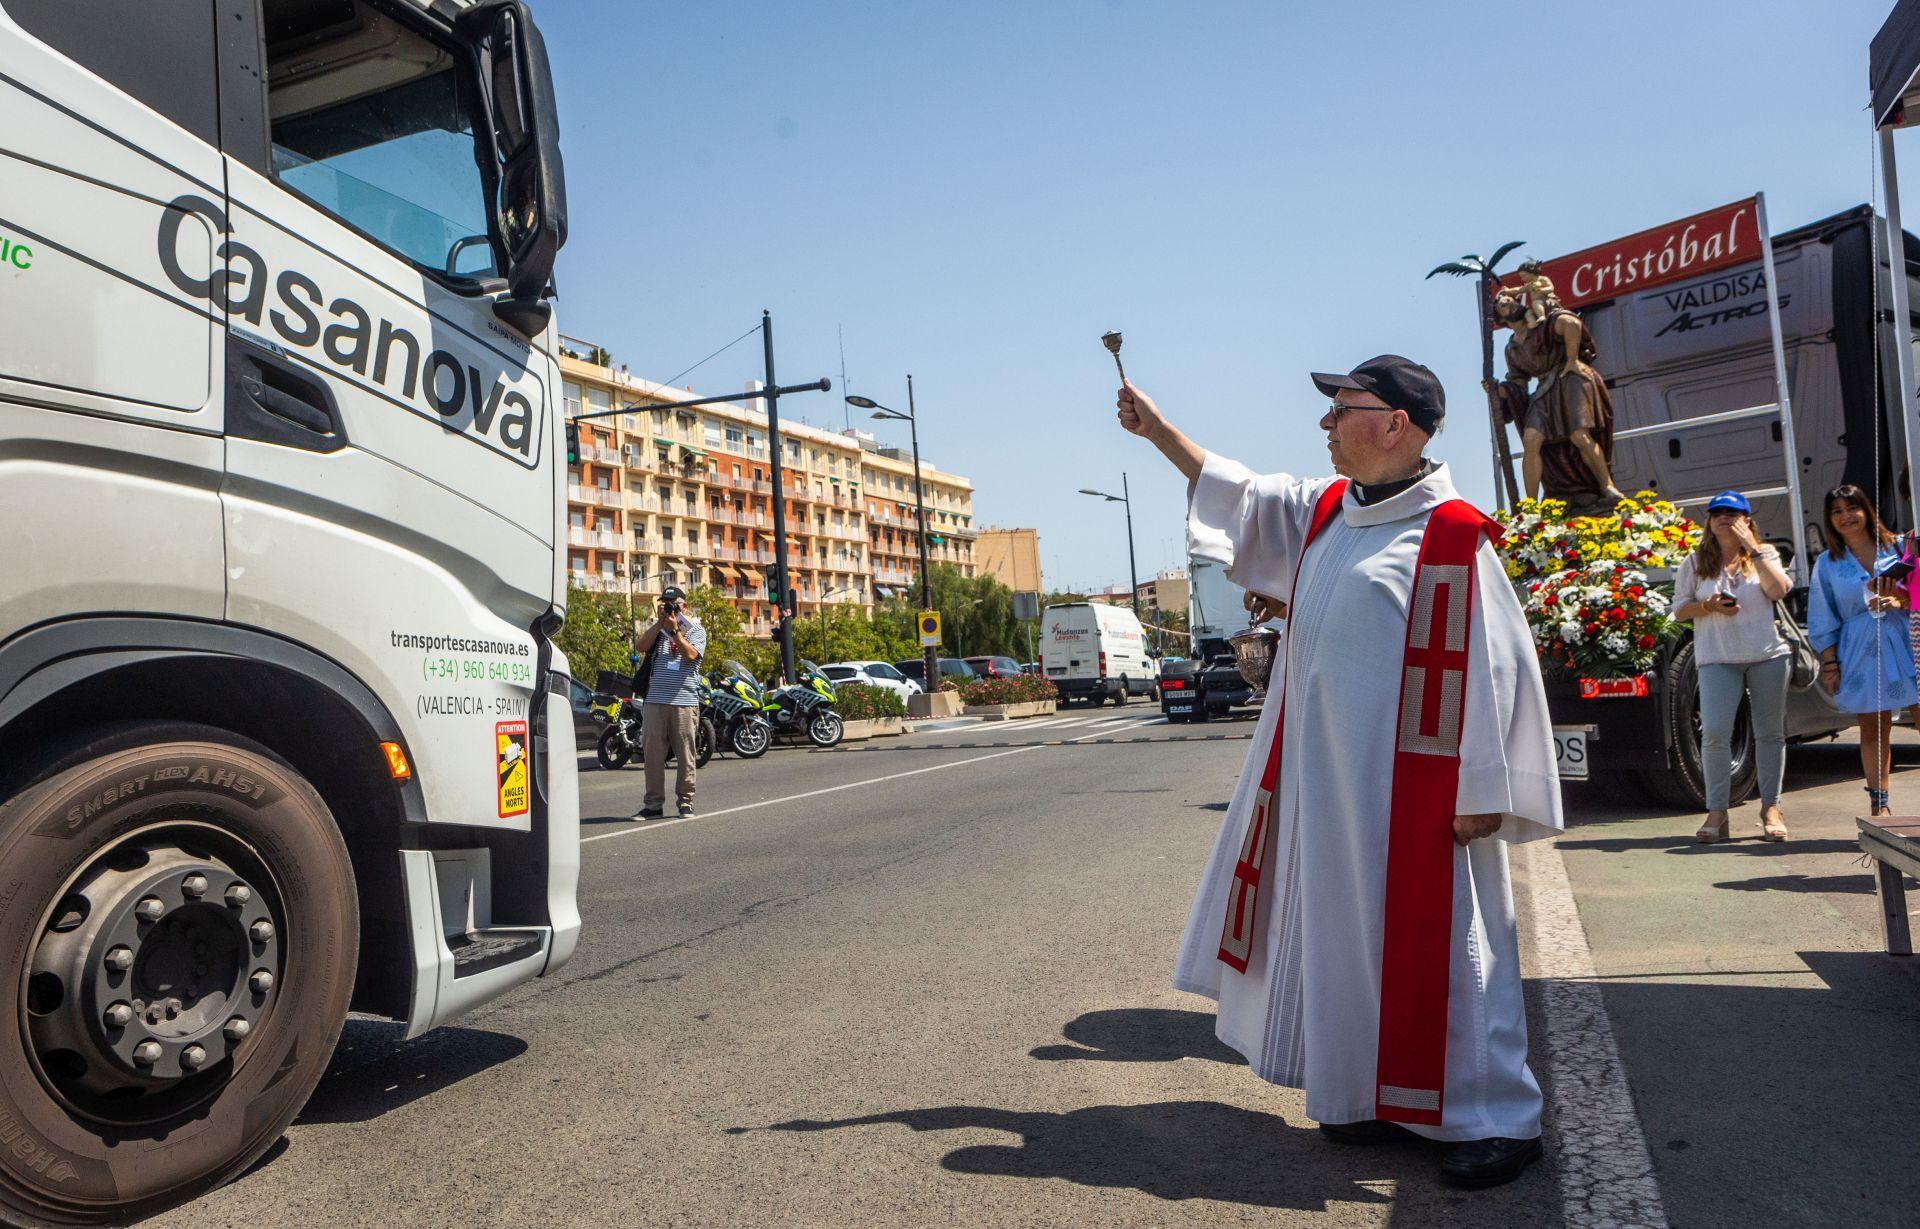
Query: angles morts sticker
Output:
[[495, 721, 529, 818]]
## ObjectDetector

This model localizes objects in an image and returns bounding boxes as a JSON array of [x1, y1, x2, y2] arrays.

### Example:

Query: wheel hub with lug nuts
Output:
[[24, 833, 282, 1121]]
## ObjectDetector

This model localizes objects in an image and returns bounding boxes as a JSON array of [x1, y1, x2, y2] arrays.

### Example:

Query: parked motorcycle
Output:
[[595, 691, 715, 770], [761, 659, 844, 748], [708, 660, 774, 759]]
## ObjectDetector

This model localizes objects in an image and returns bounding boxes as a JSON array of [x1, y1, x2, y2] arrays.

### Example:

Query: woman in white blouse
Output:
[[1671, 490, 1793, 842]]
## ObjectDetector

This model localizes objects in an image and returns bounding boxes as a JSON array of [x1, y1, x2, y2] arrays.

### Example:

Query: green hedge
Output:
[[836, 683, 906, 721]]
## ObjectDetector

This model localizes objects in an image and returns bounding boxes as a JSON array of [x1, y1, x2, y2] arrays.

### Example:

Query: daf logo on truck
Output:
[[157, 195, 540, 463]]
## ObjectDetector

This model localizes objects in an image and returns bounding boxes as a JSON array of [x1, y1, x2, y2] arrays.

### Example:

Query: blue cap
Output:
[[1705, 490, 1752, 515]]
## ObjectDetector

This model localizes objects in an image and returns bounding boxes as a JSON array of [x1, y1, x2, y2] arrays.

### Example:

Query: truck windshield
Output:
[[265, 1, 496, 280]]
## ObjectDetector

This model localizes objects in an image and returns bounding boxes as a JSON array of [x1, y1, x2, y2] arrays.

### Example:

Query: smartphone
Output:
[[1877, 556, 1916, 585]]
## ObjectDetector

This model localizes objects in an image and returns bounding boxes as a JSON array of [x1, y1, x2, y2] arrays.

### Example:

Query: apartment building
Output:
[[560, 354, 974, 636], [856, 432, 976, 597]]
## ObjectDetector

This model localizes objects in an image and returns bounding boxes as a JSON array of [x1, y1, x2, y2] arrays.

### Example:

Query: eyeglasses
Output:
[[1325, 402, 1399, 423]]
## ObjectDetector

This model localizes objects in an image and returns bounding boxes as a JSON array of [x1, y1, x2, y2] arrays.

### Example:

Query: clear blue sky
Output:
[[548, 0, 1908, 595]]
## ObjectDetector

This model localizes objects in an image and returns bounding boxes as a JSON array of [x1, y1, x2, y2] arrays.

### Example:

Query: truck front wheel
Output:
[[1633, 641, 1756, 810], [0, 723, 358, 1225]]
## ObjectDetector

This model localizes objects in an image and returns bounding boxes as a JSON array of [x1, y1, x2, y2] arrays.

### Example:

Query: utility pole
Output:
[[907, 375, 937, 690], [763, 311, 798, 684]]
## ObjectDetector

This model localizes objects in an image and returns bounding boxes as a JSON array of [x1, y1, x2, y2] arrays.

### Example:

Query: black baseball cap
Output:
[[1311, 355, 1446, 435], [659, 586, 687, 604]]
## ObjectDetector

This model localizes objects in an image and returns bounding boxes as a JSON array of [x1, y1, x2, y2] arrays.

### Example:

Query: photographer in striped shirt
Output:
[[633, 586, 707, 818]]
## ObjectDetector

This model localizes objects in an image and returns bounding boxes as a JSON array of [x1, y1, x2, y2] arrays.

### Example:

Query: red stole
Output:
[[1216, 482, 1498, 1128]]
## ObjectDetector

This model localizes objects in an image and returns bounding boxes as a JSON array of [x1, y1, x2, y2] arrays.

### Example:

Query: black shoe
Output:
[[1440, 1136, 1543, 1189], [1318, 1119, 1418, 1145], [637, 807, 664, 819]]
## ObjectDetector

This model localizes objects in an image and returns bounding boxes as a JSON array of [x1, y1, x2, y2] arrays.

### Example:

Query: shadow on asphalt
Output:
[[1556, 834, 1859, 857], [1028, 1007, 1246, 1065], [1712, 871, 1879, 894], [738, 1102, 1415, 1211], [295, 1019, 527, 1125]]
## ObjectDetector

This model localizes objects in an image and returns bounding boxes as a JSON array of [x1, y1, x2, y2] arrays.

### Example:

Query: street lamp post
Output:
[[847, 378, 938, 690], [1079, 475, 1140, 618]]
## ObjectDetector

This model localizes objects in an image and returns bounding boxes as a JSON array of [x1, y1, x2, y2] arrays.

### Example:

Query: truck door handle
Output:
[[243, 373, 332, 433], [227, 334, 347, 453]]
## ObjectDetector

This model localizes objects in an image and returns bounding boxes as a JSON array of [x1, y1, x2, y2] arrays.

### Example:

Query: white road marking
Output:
[[583, 714, 1189, 850], [581, 744, 1046, 844], [1512, 838, 1669, 1228]]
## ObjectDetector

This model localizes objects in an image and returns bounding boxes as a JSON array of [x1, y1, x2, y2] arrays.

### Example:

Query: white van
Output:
[[1041, 603, 1157, 706]]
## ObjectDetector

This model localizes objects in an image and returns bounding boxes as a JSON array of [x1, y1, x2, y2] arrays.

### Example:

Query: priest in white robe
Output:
[[1117, 355, 1563, 1190]]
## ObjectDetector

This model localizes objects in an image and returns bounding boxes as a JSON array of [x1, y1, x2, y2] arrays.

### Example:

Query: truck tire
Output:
[[1632, 642, 1756, 810], [0, 722, 357, 1226], [1113, 680, 1129, 707]]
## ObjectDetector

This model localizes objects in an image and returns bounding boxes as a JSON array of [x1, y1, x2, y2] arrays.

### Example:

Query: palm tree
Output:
[[1428, 242, 1526, 508]]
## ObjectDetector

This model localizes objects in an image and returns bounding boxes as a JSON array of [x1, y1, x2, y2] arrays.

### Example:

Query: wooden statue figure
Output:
[[1484, 287, 1625, 508]]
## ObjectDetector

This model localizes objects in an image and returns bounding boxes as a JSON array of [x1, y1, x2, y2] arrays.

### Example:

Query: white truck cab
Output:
[[1040, 601, 1156, 706], [0, 0, 577, 1219]]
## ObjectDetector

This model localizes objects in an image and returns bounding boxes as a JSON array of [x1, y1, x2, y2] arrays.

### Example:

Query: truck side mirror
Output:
[[466, 2, 568, 334]]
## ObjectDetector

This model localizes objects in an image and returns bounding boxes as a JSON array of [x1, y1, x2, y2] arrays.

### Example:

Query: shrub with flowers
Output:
[[1495, 492, 1696, 678], [959, 674, 1058, 706]]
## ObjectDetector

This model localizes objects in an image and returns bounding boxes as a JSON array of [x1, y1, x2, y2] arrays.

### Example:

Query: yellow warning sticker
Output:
[[496, 720, 528, 818]]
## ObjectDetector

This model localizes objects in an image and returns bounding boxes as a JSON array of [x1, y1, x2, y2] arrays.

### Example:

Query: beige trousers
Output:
[[641, 702, 697, 810]]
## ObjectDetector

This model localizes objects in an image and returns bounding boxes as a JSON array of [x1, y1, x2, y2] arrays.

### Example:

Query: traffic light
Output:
[[564, 419, 580, 465]]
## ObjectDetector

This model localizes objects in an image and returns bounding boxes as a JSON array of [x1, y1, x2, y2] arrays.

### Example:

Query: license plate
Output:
[[1553, 727, 1589, 780]]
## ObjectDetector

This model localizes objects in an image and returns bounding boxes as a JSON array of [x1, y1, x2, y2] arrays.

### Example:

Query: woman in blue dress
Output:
[[1808, 484, 1918, 817]]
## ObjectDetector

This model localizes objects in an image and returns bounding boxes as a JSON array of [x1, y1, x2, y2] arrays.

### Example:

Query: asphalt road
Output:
[[145, 709, 1920, 1227]]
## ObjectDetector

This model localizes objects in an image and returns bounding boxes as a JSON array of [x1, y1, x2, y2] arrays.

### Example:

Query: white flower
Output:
[[1531, 622, 1549, 645], [1601, 632, 1629, 655], [1560, 622, 1584, 645]]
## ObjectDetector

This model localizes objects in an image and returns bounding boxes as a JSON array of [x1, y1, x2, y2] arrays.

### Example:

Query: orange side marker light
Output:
[[380, 741, 413, 781]]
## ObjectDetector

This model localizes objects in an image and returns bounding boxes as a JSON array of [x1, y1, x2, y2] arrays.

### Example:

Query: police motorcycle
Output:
[[708, 660, 774, 759], [761, 659, 844, 748], [595, 680, 716, 771]]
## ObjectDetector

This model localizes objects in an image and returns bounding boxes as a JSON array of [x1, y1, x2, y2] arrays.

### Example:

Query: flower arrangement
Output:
[[1520, 562, 1674, 676], [1494, 492, 1698, 582], [1495, 492, 1696, 678]]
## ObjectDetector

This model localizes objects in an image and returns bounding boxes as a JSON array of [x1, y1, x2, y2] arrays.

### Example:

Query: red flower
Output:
[[1542, 594, 1558, 607], [1584, 622, 1599, 635], [1608, 608, 1628, 623], [1637, 634, 1656, 650], [1627, 585, 1644, 598]]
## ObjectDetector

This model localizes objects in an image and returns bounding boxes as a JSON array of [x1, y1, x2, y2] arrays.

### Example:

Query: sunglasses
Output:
[[1325, 402, 1400, 423]]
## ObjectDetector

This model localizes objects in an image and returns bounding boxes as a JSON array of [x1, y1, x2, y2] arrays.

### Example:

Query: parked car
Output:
[[1020, 661, 1039, 675], [822, 660, 923, 701], [567, 676, 616, 751], [963, 655, 1025, 680], [894, 657, 980, 687]]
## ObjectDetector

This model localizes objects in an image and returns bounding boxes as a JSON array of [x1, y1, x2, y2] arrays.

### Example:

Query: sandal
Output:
[[1760, 805, 1788, 842], [1695, 811, 1730, 844], [1866, 787, 1892, 819]]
